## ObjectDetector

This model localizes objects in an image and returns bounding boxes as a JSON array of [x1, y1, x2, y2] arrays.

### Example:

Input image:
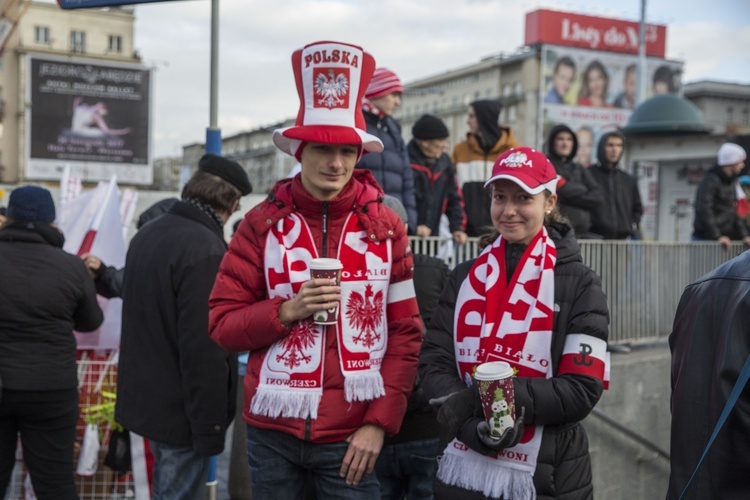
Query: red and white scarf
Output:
[[252, 211, 399, 419], [440, 227, 608, 499], [361, 97, 386, 118]]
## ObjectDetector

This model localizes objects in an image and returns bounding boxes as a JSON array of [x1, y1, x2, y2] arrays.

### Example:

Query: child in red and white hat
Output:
[[209, 41, 423, 499]]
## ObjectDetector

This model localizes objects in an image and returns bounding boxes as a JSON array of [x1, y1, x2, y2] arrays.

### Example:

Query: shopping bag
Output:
[[76, 423, 100, 476], [104, 428, 132, 473]]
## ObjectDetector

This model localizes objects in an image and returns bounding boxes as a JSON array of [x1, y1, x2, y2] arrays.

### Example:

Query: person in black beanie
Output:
[[409, 114, 467, 244], [115, 154, 250, 499], [451, 100, 519, 236], [0, 185, 103, 499]]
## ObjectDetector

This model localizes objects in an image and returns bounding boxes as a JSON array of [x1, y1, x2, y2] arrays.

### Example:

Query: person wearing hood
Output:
[[545, 124, 603, 238], [692, 142, 750, 250], [588, 131, 643, 239], [419, 147, 609, 499], [452, 99, 519, 237], [355, 67, 418, 232], [0, 186, 103, 499], [208, 41, 422, 499]]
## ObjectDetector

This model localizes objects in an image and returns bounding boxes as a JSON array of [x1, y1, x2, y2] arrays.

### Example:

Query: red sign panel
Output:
[[525, 9, 666, 57]]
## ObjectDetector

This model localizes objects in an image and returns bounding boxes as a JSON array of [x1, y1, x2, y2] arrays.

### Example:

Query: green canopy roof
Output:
[[621, 94, 713, 136]]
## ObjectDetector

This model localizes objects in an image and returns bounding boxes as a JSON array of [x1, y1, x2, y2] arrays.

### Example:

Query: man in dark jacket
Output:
[[116, 154, 251, 500], [692, 142, 750, 250], [356, 67, 418, 231], [545, 123, 603, 238], [667, 250, 750, 499], [589, 131, 643, 239], [408, 113, 467, 244], [0, 186, 103, 499]]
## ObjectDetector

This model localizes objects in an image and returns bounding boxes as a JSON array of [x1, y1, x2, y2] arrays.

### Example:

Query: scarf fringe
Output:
[[251, 387, 322, 420], [437, 452, 536, 500], [344, 372, 385, 402]]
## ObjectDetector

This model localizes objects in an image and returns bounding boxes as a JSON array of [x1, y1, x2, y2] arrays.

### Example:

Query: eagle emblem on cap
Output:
[[501, 151, 533, 168], [314, 68, 349, 109]]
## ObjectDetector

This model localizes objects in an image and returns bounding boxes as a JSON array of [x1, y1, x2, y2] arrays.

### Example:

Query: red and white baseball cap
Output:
[[484, 147, 560, 195], [273, 40, 384, 157]]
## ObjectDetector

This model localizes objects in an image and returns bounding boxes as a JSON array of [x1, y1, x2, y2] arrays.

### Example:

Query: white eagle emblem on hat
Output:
[[314, 68, 349, 109], [501, 151, 533, 168]]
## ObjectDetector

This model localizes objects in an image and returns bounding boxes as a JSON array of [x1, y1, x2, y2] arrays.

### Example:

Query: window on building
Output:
[[108, 35, 122, 53], [34, 26, 50, 44], [743, 108, 749, 126], [514, 81, 522, 96], [502, 84, 512, 97], [70, 30, 85, 53]]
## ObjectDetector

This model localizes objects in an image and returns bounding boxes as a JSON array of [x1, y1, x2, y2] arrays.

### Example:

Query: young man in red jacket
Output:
[[208, 40, 423, 499]]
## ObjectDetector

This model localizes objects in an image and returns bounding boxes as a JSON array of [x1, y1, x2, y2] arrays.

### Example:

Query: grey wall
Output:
[[585, 342, 672, 500]]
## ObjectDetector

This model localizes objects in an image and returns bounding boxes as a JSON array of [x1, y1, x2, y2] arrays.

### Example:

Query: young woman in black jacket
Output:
[[419, 147, 609, 499]]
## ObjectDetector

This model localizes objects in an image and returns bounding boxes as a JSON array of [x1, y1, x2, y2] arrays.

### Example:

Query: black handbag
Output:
[[104, 428, 132, 473]]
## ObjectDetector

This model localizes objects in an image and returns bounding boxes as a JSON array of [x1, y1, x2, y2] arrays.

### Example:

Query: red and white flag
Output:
[[57, 176, 126, 350], [736, 182, 750, 218]]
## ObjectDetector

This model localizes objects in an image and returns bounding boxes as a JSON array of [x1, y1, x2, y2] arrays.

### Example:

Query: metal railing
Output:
[[409, 237, 746, 345]]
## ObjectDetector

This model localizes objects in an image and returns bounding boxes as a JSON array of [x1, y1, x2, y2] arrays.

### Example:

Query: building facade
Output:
[[0, 1, 142, 183], [684, 80, 750, 136]]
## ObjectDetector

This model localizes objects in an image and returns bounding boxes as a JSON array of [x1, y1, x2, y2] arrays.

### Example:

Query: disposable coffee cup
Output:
[[309, 258, 343, 325], [474, 361, 516, 438]]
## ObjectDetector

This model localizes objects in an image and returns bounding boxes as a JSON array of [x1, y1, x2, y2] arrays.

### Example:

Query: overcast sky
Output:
[[121, 0, 750, 158]]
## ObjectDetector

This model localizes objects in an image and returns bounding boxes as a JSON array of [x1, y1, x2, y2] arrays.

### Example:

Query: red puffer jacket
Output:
[[209, 170, 423, 443]]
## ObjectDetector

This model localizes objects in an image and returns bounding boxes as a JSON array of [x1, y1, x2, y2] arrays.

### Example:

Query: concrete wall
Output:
[[585, 341, 672, 500]]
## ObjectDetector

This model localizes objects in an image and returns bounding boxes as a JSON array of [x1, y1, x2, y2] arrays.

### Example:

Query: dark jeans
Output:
[[375, 437, 440, 500], [0, 389, 79, 500], [246, 426, 380, 500], [149, 440, 210, 500]]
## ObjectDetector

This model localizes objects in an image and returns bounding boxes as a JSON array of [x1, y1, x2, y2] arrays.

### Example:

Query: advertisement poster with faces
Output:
[[539, 46, 683, 167]]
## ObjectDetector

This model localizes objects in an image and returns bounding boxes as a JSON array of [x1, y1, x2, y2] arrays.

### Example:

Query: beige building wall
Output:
[[0, 1, 138, 182]]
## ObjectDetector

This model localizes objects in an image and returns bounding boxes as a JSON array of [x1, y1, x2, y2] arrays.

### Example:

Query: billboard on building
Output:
[[525, 9, 667, 57], [539, 45, 683, 166], [25, 55, 152, 185]]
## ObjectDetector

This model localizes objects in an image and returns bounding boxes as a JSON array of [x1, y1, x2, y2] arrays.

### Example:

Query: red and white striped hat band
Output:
[[365, 68, 403, 100], [273, 40, 384, 157]]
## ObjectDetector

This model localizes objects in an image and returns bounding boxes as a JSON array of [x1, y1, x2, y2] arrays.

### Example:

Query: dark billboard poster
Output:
[[58, 0, 181, 8], [26, 56, 152, 185]]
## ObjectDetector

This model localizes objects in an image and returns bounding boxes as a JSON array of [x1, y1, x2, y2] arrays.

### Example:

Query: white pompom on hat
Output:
[[717, 142, 747, 166], [273, 40, 384, 158]]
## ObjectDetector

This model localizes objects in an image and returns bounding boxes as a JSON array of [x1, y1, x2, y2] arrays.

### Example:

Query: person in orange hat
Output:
[[420, 147, 609, 499], [209, 41, 422, 499]]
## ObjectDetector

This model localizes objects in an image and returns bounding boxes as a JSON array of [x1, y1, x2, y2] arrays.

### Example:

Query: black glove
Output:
[[432, 386, 482, 443], [456, 408, 526, 456]]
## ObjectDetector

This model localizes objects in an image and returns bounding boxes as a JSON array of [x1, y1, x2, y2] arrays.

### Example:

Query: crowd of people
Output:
[[1, 38, 748, 500]]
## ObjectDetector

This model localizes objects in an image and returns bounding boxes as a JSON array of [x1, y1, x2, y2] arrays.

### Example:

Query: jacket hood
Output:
[[548, 222, 582, 266], [463, 126, 516, 157], [471, 99, 502, 151], [546, 124, 578, 162], [596, 130, 625, 169]]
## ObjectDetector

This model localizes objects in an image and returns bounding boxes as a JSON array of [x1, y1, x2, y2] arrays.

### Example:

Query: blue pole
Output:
[[206, 1, 221, 497]]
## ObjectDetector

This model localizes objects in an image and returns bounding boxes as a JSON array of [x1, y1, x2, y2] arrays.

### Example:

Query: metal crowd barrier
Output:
[[409, 236, 746, 345]]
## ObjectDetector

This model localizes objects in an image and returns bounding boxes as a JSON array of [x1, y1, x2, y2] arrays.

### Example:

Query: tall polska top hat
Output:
[[272, 40, 384, 157], [484, 147, 560, 195]]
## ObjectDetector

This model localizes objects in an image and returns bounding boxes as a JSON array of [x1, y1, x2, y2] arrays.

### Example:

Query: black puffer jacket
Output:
[[408, 140, 466, 235], [692, 166, 749, 240], [545, 124, 603, 238], [356, 110, 418, 231], [588, 132, 643, 239], [668, 250, 750, 499], [419, 223, 609, 499], [0, 223, 103, 391]]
